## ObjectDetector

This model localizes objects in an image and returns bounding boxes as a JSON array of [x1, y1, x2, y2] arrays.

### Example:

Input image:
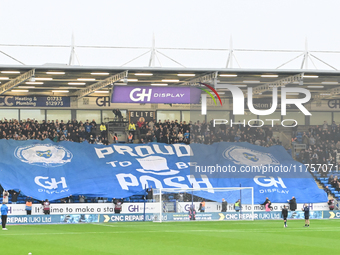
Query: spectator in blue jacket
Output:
[[85, 121, 92, 138], [1, 202, 8, 230]]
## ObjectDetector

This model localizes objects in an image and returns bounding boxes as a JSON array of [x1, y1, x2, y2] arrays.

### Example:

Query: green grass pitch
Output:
[[0, 220, 338, 255]]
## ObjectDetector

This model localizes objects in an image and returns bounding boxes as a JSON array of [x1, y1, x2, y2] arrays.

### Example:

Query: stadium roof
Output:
[[0, 64, 339, 100]]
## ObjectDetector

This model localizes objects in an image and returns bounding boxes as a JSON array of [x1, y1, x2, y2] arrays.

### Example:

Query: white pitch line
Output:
[[91, 221, 278, 227], [1, 227, 340, 236], [90, 220, 340, 228], [94, 223, 117, 227]]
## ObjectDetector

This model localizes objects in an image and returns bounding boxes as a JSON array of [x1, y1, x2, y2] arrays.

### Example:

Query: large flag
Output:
[[0, 139, 327, 203]]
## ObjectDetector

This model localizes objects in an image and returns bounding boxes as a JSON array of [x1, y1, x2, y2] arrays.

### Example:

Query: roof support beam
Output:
[[0, 69, 35, 95], [252, 73, 304, 95], [313, 86, 340, 100], [73, 70, 128, 99], [180, 72, 218, 86]]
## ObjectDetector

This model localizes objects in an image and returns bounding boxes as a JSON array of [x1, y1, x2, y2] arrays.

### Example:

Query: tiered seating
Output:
[[313, 172, 340, 200], [296, 132, 303, 143]]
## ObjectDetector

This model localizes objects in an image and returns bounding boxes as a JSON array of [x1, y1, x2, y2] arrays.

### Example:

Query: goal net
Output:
[[152, 187, 254, 222]]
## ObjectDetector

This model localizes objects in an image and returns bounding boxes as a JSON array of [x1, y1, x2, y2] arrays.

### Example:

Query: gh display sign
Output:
[[111, 86, 201, 104]]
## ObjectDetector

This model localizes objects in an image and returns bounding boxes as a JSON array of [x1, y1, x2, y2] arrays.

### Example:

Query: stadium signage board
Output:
[[0, 214, 99, 225], [2, 211, 332, 225], [95, 96, 111, 107], [328, 99, 340, 109], [5, 203, 159, 216], [129, 111, 155, 123], [4, 202, 328, 216], [164, 211, 323, 221], [0, 96, 70, 107], [111, 86, 201, 104]]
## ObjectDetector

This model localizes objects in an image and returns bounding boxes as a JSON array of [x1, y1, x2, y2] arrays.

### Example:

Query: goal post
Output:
[[152, 187, 254, 222]]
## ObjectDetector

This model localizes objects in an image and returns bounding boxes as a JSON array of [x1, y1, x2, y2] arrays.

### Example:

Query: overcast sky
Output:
[[0, 0, 340, 69]]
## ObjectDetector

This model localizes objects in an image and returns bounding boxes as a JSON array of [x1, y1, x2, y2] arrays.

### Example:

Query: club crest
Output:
[[15, 144, 73, 167], [223, 146, 280, 166]]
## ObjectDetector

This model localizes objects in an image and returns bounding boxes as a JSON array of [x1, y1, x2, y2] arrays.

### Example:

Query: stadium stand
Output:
[[0, 116, 337, 206]]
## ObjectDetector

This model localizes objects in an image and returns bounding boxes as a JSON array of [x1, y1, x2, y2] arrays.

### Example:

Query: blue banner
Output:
[[0, 96, 70, 107], [0, 140, 327, 203]]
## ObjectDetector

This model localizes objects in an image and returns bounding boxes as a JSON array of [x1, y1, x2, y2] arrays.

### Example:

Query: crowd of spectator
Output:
[[327, 175, 340, 193], [0, 116, 331, 153], [0, 117, 283, 148], [0, 118, 109, 145], [132, 119, 281, 147], [4, 117, 340, 162], [295, 121, 340, 169]]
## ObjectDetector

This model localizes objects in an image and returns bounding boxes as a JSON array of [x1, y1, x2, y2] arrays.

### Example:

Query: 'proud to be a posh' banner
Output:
[[0, 140, 328, 203]]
